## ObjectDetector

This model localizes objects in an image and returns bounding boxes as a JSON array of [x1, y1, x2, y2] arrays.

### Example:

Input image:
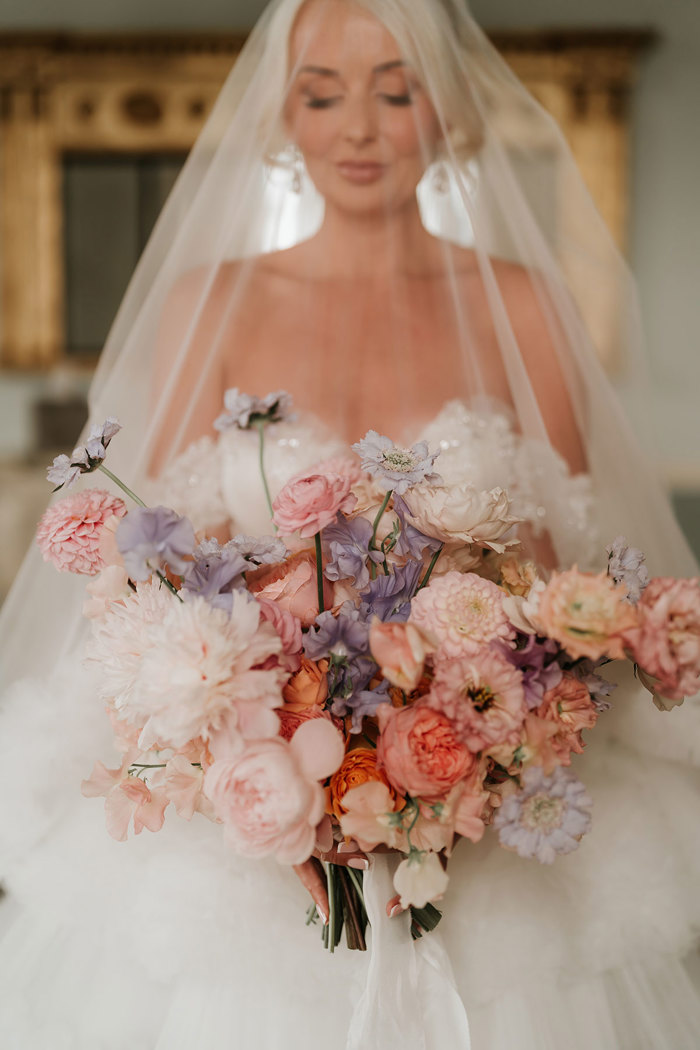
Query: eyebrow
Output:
[[296, 60, 408, 77]]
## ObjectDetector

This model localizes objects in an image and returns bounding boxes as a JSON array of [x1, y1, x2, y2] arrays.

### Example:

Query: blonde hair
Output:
[[259, 0, 485, 166]]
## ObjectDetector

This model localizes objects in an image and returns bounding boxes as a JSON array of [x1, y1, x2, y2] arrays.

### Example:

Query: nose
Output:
[[343, 93, 378, 147]]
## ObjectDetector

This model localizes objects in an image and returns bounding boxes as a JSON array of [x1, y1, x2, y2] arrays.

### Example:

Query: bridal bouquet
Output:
[[37, 392, 700, 950]]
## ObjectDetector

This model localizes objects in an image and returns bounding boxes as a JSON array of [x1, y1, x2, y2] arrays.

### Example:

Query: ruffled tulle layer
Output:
[[2, 661, 700, 1048]]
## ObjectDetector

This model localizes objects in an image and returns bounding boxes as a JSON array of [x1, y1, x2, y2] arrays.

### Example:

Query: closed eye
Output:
[[304, 95, 342, 109], [380, 93, 414, 107]]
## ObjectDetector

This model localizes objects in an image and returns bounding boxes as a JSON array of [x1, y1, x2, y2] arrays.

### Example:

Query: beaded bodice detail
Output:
[[151, 401, 599, 568]]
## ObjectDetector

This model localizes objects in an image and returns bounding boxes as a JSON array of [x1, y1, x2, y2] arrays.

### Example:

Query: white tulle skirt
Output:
[[2, 660, 700, 1050]]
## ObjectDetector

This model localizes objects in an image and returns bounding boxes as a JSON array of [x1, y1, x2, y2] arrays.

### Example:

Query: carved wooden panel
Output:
[[0, 29, 654, 371]]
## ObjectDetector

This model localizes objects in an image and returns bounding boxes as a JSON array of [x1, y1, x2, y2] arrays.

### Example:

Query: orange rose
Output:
[[327, 747, 402, 821], [282, 655, 329, 711]]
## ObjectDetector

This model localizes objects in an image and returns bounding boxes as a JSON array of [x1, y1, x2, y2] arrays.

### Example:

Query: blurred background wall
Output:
[[0, 0, 698, 599]]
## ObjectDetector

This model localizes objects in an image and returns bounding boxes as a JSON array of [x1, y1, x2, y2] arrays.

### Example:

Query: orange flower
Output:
[[500, 556, 539, 597], [282, 655, 329, 711], [327, 747, 402, 821], [538, 567, 638, 661]]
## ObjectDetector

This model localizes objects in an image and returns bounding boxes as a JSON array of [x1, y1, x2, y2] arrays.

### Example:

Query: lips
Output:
[[336, 161, 386, 185]]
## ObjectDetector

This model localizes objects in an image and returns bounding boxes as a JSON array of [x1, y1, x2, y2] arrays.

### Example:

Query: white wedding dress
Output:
[[2, 403, 700, 1050]]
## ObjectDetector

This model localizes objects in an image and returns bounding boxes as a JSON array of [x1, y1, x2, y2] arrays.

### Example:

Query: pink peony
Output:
[[622, 576, 700, 702], [36, 489, 127, 575], [272, 472, 356, 538], [537, 568, 638, 661], [204, 719, 345, 864], [428, 648, 527, 753], [376, 702, 475, 799], [248, 551, 333, 628], [409, 571, 515, 659], [369, 619, 433, 691], [401, 482, 520, 553]]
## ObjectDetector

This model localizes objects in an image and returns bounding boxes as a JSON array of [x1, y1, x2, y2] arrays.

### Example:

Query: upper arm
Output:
[[148, 267, 229, 478], [496, 262, 588, 476]]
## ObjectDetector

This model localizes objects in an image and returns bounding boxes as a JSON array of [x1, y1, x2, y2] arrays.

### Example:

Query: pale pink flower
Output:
[[501, 578, 547, 635], [248, 551, 333, 628], [257, 597, 303, 672], [82, 565, 131, 619], [538, 568, 638, 661], [36, 489, 127, 575], [393, 851, 449, 909], [622, 577, 700, 702], [89, 579, 173, 711], [157, 754, 216, 821], [428, 648, 527, 753], [534, 673, 598, 764], [410, 571, 515, 659], [204, 719, 345, 865], [126, 592, 285, 750], [272, 472, 356, 538], [637, 668, 686, 711], [369, 619, 434, 691], [401, 483, 520, 553], [302, 455, 364, 486], [339, 781, 406, 851], [376, 702, 476, 799], [277, 705, 332, 742], [82, 754, 169, 841]]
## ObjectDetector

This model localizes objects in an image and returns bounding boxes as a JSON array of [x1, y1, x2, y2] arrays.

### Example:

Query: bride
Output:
[[2, 1, 700, 1047]]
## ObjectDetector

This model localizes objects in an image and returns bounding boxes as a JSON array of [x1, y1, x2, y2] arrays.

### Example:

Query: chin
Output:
[[313, 172, 422, 217]]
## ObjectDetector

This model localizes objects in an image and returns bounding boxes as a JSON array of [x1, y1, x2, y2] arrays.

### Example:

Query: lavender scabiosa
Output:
[[116, 506, 195, 581], [351, 431, 441, 496], [606, 536, 649, 604], [494, 766, 593, 864]]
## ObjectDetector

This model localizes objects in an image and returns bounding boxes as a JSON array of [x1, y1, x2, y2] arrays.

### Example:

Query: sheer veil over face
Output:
[[1, 0, 696, 685]]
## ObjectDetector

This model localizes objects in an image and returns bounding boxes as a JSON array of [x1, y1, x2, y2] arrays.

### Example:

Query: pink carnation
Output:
[[535, 673, 598, 763], [204, 719, 345, 865], [409, 571, 515, 659], [36, 489, 127, 575], [623, 576, 700, 701], [428, 648, 527, 753], [376, 702, 475, 800], [272, 472, 356, 538]]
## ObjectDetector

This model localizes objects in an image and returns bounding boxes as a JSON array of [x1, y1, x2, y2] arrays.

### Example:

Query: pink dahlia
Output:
[[622, 576, 700, 702], [428, 648, 526, 753], [409, 571, 515, 658], [36, 488, 127, 575]]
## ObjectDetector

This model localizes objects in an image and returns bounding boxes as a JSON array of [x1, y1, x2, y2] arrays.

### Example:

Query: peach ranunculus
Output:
[[248, 551, 333, 628], [204, 719, 345, 865], [369, 619, 434, 692], [376, 702, 475, 800], [272, 472, 357, 538], [282, 655, 329, 710], [622, 576, 700, 703], [410, 571, 515, 659], [401, 482, 521, 553], [327, 747, 401, 821], [36, 489, 127, 575], [500, 557, 539, 598], [537, 568, 638, 661]]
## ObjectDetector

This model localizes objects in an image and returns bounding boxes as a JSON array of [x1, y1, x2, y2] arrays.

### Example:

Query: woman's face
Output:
[[284, 0, 442, 216]]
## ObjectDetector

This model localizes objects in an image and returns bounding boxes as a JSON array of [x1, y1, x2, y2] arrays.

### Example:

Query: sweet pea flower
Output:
[[214, 389, 294, 431], [47, 417, 122, 490], [82, 755, 169, 842], [116, 506, 196, 581], [204, 719, 345, 865], [393, 850, 450, 910]]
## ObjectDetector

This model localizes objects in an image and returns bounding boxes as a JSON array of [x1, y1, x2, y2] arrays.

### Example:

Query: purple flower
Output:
[[116, 506, 195, 581], [214, 389, 294, 431], [182, 544, 249, 611], [360, 562, 423, 623], [46, 417, 122, 490], [503, 634, 563, 710], [304, 603, 370, 663], [333, 677, 391, 733], [494, 766, 593, 864], [568, 659, 617, 712], [606, 536, 649, 604], [323, 516, 383, 589], [351, 431, 441, 495], [226, 534, 288, 566], [392, 493, 442, 559]]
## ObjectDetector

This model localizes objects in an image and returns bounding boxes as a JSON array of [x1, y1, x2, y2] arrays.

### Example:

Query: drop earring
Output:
[[432, 161, 450, 194], [289, 145, 304, 194]]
